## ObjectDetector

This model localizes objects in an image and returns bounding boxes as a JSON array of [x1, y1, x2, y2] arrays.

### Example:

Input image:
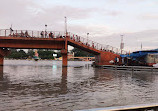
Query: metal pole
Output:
[[65, 16, 67, 37], [87, 33, 89, 44], [5, 30, 6, 36], [120, 35, 124, 54], [45, 24, 47, 38]]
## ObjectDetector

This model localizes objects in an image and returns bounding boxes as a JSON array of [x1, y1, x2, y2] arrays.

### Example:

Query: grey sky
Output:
[[0, 0, 158, 52]]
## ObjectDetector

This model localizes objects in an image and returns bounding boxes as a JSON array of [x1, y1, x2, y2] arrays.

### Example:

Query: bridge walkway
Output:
[[0, 29, 127, 66]]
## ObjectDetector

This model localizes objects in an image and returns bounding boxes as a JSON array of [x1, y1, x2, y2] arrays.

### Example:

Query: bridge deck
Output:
[[0, 29, 125, 66], [0, 36, 65, 49], [0, 29, 125, 54]]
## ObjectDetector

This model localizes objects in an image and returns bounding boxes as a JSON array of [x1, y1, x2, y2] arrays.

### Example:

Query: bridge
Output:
[[0, 29, 126, 66]]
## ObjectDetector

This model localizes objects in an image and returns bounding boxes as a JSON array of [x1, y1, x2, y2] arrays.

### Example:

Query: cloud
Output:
[[141, 14, 158, 20], [0, 0, 95, 30], [68, 24, 110, 37], [0, 0, 39, 28], [0, 0, 157, 52], [91, 30, 158, 52], [34, 6, 94, 22]]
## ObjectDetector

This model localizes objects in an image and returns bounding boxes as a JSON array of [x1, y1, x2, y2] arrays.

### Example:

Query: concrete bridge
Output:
[[0, 29, 125, 66]]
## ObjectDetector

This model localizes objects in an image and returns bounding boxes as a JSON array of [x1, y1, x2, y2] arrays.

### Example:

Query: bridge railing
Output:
[[0, 29, 66, 38], [0, 29, 127, 54], [68, 32, 127, 54]]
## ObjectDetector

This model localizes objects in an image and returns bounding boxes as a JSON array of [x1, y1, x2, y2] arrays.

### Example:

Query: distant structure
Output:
[[121, 49, 158, 66], [0, 28, 125, 67], [33, 50, 39, 61], [120, 35, 124, 54]]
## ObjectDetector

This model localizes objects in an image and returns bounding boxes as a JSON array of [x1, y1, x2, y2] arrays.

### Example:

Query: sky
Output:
[[0, 0, 158, 52]]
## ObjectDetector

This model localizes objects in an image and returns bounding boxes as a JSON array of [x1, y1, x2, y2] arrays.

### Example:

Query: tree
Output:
[[38, 49, 55, 59], [71, 48, 94, 57], [6, 49, 27, 59], [27, 49, 34, 57]]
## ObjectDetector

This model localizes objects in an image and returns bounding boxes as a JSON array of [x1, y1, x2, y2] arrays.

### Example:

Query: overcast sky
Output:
[[1, 0, 158, 52]]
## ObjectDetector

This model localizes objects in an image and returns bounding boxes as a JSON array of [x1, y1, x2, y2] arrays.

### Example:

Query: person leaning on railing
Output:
[[49, 32, 53, 38], [40, 31, 44, 38], [25, 31, 28, 37], [45, 31, 47, 38], [21, 31, 24, 37]]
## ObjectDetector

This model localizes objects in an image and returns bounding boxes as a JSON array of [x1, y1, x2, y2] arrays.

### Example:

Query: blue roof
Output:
[[120, 49, 158, 59]]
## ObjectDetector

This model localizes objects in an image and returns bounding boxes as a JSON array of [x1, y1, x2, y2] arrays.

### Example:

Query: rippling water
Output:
[[0, 60, 158, 111]]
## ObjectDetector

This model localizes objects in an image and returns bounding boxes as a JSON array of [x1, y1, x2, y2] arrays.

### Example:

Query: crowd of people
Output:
[[7, 29, 118, 54], [9, 30, 30, 37]]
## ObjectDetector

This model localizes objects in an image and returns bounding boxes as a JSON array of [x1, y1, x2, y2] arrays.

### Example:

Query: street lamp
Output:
[[45, 24, 47, 38], [45, 24, 47, 32], [65, 17, 67, 36]]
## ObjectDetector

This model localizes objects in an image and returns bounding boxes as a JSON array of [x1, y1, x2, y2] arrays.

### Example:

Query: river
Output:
[[0, 60, 158, 111]]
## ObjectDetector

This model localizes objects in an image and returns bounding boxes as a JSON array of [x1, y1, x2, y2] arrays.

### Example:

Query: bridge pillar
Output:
[[0, 56, 4, 66], [95, 51, 120, 66], [0, 66, 3, 79], [0, 48, 10, 66], [61, 49, 68, 67]]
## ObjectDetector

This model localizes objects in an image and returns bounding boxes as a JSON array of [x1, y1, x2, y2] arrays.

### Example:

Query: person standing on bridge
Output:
[[92, 42, 94, 48], [49, 32, 53, 38], [115, 57, 117, 65], [117, 57, 119, 65], [25, 30, 28, 37], [40, 31, 44, 38], [115, 57, 119, 65], [45, 31, 47, 38]]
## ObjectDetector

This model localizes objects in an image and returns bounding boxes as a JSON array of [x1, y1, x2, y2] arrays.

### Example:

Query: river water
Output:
[[0, 60, 158, 111]]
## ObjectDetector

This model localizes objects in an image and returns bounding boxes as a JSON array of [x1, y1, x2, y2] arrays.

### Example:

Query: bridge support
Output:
[[0, 66, 3, 79], [0, 56, 4, 66], [95, 51, 120, 66], [0, 48, 10, 66], [61, 49, 68, 67]]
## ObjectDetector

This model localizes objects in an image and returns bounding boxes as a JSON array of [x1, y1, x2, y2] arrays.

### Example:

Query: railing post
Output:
[[16, 30, 17, 37], [37, 31, 39, 38], [5, 30, 6, 37], [54, 32, 55, 38], [21, 30, 22, 37]]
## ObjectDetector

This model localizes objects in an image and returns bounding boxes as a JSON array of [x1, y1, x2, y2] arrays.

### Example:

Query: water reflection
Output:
[[61, 67, 68, 94], [0, 66, 68, 96], [132, 71, 155, 83], [0, 66, 3, 79], [1, 60, 158, 111]]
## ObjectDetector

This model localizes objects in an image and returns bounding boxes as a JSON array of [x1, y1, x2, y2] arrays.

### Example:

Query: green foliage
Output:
[[71, 48, 94, 57], [6, 49, 27, 59], [27, 49, 34, 57], [6, 49, 60, 60], [38, 49, 55, 59], [6, 48, 94, 59]]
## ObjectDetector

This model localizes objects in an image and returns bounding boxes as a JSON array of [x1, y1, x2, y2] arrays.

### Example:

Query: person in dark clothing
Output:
[[49, 32, 53, 38], [40, 31, 44, 38]]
